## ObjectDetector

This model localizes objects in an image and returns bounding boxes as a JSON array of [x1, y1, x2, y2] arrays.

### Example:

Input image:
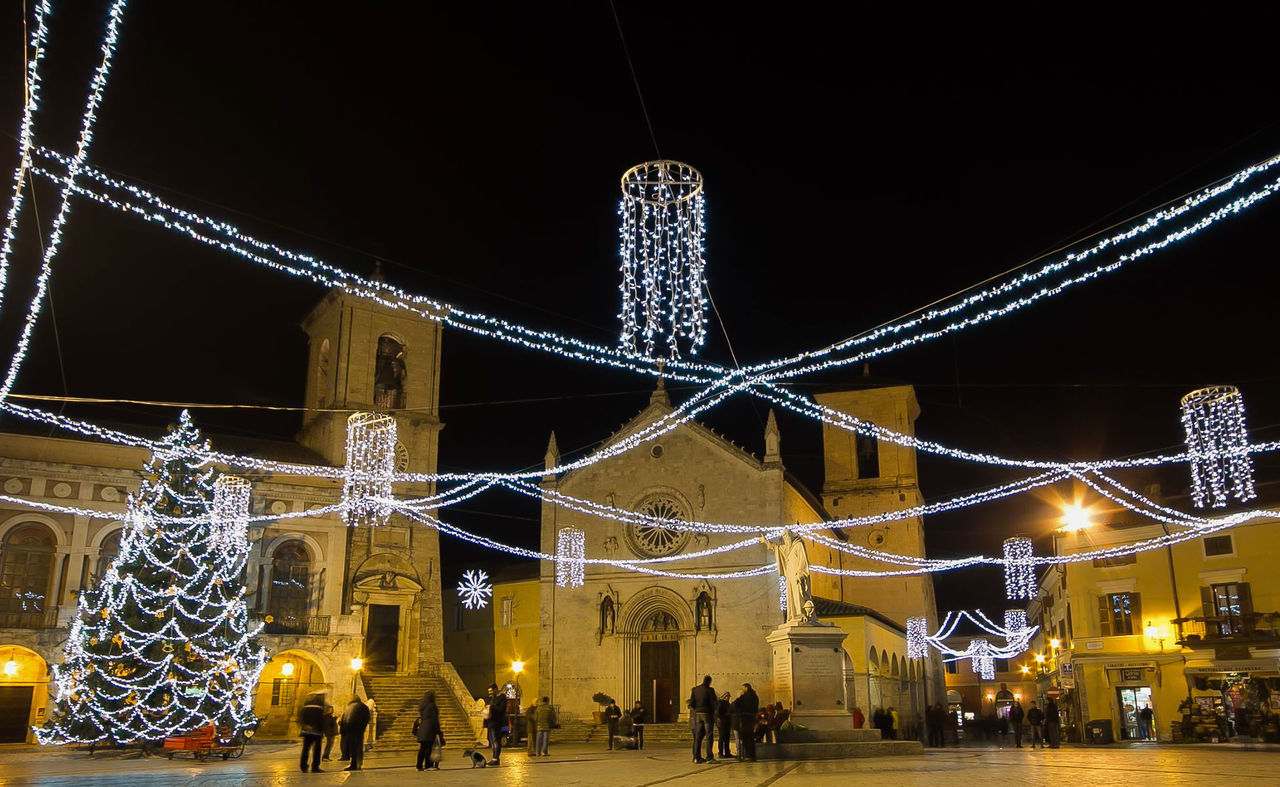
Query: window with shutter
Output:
[[1098, 594, 1111, 636], [1100, 592, 1138, 635]]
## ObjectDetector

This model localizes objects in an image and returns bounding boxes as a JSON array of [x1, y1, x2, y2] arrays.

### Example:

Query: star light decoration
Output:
[[1181, 385, 1256, 508], [617, 160, 708, 359], [342, 412, 396, 527], [555, 527, 585, 589], [1003, 536, 1035, 600], [456, 570, 493, 610]]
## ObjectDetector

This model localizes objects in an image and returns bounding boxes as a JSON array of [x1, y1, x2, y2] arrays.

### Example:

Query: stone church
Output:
[[537, 381, 944, 725], [0, 288, 474, 745]]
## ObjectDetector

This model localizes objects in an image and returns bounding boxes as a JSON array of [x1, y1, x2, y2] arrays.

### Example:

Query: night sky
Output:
[[2, 3, 1279, 612]]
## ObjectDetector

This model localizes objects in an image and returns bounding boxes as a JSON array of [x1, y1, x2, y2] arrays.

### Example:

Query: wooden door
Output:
[[0, 686, 32, 743], [640, 641, 679, 723]]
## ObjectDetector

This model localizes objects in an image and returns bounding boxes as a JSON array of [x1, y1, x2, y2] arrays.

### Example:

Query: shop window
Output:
[[1202, 582, 1252, 635], [855, 435, 879, 479], [1202, 535, 1234, 557], [1092, 553, 1137, 568], [1097, 591, 1140, 636]]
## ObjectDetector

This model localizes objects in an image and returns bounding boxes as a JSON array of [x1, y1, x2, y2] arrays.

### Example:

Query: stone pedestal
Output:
[[766, 620, 850, 730]]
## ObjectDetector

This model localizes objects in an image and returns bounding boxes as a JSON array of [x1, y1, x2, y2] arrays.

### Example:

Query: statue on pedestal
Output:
[[761, 529, 817, 624]]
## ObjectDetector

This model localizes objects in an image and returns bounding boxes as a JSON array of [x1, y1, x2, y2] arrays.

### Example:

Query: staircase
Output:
[[364, 674, 480, 750]]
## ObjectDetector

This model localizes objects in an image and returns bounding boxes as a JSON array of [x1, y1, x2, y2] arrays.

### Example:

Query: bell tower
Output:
[[298, 286, 446, 671]]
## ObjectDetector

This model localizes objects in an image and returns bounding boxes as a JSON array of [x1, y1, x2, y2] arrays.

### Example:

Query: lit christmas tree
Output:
[[37, 412, 266, 745]]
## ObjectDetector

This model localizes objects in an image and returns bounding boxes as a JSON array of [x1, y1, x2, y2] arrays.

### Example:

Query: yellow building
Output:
[[1037, 501, 1280, 743], [444, 564, 540, 703]]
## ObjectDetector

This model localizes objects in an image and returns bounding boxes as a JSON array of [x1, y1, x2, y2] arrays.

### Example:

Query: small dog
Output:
[[463, 749, 488, 768]]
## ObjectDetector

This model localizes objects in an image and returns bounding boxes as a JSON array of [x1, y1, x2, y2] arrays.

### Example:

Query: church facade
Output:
[[537, 382, 944, 723]]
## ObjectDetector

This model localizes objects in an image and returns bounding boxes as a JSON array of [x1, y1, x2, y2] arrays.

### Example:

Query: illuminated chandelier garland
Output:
[[618, 160, 708, 358], [906, 610, 1037, 680], [342, 412, 396, 527], [1181, 385, 1256, 508]]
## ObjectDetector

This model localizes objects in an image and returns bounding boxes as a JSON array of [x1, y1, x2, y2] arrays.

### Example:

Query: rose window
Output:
[[626, 495, 690, 557]]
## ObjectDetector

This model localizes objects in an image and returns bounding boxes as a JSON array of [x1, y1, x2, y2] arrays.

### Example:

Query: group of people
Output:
[[687, 675, 763, 763], [993, 698, 1062, 749], [600, 699, 646, 750], [869, 706, 901, 739], [297, 694, 373, 773]]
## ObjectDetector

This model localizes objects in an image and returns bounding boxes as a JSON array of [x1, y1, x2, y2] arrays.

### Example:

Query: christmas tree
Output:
[[37, 412, 266, 745]]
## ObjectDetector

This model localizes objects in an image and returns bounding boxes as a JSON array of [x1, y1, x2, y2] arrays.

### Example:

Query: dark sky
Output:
[[2, 3, 1279, 611]]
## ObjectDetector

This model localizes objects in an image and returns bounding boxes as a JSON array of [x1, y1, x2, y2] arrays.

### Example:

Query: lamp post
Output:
[[350, 657, 363, 694]]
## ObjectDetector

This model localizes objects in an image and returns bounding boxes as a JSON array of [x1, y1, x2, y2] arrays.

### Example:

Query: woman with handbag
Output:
[[415, 692, 445, 771]]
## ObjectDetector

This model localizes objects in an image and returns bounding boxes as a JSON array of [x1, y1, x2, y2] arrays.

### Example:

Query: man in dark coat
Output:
[[321, 704, 338, 761], [730, 683, 759, 762], [630, 701, 648, 750], [298, 691, 326, 773], [715, 692, 732, 758], [1010, 701, 1025, 748], [1026, 700, 1045, 749], [340, 696, 371, 771], [415, 691, 444, 770], [604, 700, 623, 750], [1045, 698, 1061, 748], [688, 675, 717, 762], [485, 683, 508, 765]]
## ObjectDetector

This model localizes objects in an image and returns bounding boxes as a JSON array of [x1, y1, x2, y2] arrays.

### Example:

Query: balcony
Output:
[[1174, 612, 1280, 648], [260, 614, 331, 637], [0, 606, 60, 629]]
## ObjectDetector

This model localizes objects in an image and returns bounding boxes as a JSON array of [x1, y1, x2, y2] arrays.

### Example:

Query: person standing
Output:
[[298, 691, 326, 773], [715, 692, 732, 758], [321, 704, 338, 761], [484, 683, 508, 766], [1026, 701, 1045, 749], [630, 701, 647, 751], [889, 707, 900, 740], [1045, 698, 1061, 748], [415, 691, 444, 771], [1010, 700, 1025, 748], [688, 675, 717, 762], [364, 697, 378, 752], [731, 683, 759, 762], [872, 707, 886, 738], [340, 696, 370, 771], [604, 700, 623, 751], [852, 706, 865, 730], [1139, 704, 1155, 740], [533, 697, 556, 756], [526, 698, 539, 756]]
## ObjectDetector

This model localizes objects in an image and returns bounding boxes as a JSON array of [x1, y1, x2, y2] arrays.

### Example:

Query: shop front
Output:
[[1181, 659, 1280, 743]]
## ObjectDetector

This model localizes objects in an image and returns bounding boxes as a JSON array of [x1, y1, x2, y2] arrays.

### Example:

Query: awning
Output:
[[1183, 657, 1280, 675]]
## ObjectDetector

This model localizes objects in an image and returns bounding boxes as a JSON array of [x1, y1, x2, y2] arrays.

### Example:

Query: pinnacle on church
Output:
[[544, 431, 560, 473], [649, 377, 671, 407], [764, 408, 783, 467]]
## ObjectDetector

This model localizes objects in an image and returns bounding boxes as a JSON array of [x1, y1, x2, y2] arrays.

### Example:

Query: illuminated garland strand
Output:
[[0, 0, 128, 403], [0, 0, 51, 318]]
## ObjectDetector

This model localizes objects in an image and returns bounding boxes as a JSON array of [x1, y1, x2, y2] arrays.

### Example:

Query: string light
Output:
[[554, 528, 585, 588], [969, 640, 995, 680], [0, 0, 128, 404], [210, 475, 251, 557], [456, 570, 493, 610], [342, 412, 396, 527], [1181, 385, 1256, 508], [907, 617, 928, 659], [618, 160, 708, 358], [1003, 609, 1028, 639], [1003, 537, 1034, 600], [778, 574, 788, 613]]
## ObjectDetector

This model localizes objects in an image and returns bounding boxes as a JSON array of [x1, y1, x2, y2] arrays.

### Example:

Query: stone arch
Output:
[[255, 648, 331, 740], [619, 585, 694, 634], [868, 647, 879, 669], [0, 513, 67, 548], [880, 649, 889, 675], [88, 521, 126, 550], [261, 531, 326, 566], [891, 654, 900, 677], [0, 644, 49, 743]]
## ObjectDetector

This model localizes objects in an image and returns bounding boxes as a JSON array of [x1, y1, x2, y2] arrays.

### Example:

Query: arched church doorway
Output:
[[0, 645, 48, 743], [639, 610, 681, 723]]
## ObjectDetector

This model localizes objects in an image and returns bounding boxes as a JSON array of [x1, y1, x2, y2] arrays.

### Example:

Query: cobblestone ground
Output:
[[0, 741, 1275, 786]]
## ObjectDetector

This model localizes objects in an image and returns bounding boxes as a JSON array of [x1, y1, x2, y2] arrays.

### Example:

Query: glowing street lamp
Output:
[[3, 659, 17, 677], [350, 656, 364, 693], [1049, 638, 1061, 650], [1060, 504, 1092, 532], [281, 661, 295, 678]]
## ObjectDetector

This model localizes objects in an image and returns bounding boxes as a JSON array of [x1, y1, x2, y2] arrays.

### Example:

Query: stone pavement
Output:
[[0, 741, 1277, 786]]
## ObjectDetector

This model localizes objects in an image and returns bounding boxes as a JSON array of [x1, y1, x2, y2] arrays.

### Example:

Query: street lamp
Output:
[[350, 657, 363, 693], [1145, 621, 1166, 653], [3, 659, 16, 677], [1059, 504, 1092, 532], [1049, 638, 1061, 650], [281, 661, 295, 677]]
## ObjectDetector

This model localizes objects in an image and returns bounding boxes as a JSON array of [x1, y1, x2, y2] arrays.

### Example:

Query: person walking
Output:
[[321, 704, 338, 761], [630, 701, 647, 751], [1010, 701, 1025, 748], [415, 691, 445, 771], [1026, 701, 1045, 749], [604, 699, 623, 751], [298, 691, 326, 773], [852, 706, 865, 730], [484, 683, 508, 766], [872, 707, 886, 738], [1138, 704, 1154, 741], [688, 675, 717, 762], [533, 697, 556, 756], [715, 692, 732, 758], [1045, 698, 1061, 748], [888, 707, 900, 740], [526, 698, 539, 756], [364, 697, 378, 752], [731, 683, 759, 762], [340, 696, 370, 771]]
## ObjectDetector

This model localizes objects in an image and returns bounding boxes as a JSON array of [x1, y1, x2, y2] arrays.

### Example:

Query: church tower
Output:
[[815, 385, 938, 631], [297, 286, 446, 672]]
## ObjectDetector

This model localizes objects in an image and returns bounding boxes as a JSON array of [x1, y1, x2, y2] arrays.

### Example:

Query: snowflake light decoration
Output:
[[617, 160, 708, 359], [456, 570, 493, 610], [1181, 385, 1256, 508]]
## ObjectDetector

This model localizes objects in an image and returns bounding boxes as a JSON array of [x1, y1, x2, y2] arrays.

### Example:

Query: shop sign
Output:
[[1120, 668, 1144, 682], [1184, 659, 1279, 675], [1060, 662, 1075, 689], [1084, 641, 1103, 650]]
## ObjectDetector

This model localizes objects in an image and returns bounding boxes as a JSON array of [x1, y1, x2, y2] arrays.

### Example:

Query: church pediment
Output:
[[352, 553, 424, 593]]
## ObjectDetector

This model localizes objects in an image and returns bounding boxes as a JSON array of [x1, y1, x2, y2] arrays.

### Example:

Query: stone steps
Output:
[[757, 738, 923, 760], [363, 675, 479, 750]]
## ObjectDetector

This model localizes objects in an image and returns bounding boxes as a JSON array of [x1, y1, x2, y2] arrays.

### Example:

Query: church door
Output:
[[365, 604, 400, 672], [640, 641, 679, 723]]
